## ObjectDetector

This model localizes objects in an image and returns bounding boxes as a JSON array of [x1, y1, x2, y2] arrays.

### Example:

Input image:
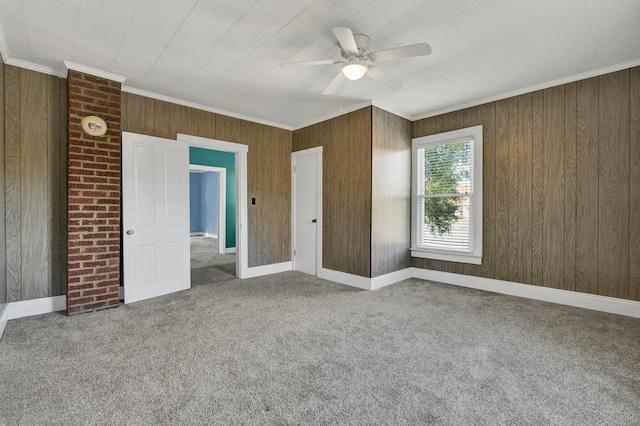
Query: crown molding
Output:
[[63, 61, 127, 83], [4, 58, 67, 77], [411, 58, 640, 122], [121, 86, 292, 131]]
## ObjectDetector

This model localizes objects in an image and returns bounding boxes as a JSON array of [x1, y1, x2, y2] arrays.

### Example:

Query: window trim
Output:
[[411, 125, 483, 265]]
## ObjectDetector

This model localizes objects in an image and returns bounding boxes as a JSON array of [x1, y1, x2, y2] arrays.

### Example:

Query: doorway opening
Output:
[[189, 164, 234, 285]]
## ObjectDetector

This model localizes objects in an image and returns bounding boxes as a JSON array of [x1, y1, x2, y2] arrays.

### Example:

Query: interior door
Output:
[[292, 148, 322, 275], [123, 132, 190, 303]]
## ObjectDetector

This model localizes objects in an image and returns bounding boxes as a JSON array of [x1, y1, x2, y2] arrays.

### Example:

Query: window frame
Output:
[[411, 125, 483, 265]]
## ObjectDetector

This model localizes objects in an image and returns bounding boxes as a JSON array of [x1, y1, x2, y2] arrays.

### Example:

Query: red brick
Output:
[[82, 288, 107, 297]]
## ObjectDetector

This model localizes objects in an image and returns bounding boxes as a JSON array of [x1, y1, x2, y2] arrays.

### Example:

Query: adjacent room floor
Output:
[[190, 236, 236, 285]]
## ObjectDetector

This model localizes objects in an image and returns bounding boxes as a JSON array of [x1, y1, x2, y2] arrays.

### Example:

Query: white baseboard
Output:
[[0, 305, 8, 341], [371, 268, 414, 290], [7, 295, 67, 320], [317, 267, 413, 291], [318, 268, 372, 290], [243, 261, 292, 279], [411, 268, 640, 319], [190, 232, 219, 239], [315, 266, 640, 318], [226, 247, 236, 254]]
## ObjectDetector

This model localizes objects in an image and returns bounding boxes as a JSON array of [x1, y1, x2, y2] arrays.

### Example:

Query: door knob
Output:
[[311, 219, 317, 223], [126, 229, 135, 235]]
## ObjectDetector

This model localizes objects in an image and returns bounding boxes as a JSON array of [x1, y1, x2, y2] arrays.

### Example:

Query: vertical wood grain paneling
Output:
[[495, 99, 510, 281], [169, 103, 189, 139], [531, 91, 544, 286], [478, 103, 496, 279], [542, 86, 565, 289], [247, 123, 262, 267], [575, 77, 599, 295], [563, 83, 577, 292], [20, 69, 50, 299], [48, 74, 63, 296], [144, 97, 155, 135], [598, 70, 629, 299], [0, 57, 5, 304], [188, 108, 207, 138], [3, 66, 66, 302], [122, 93, 146, 134], [516, 94, 533, 284], [216, 115, 291, 267], [371, 107, 411, 278], [152, 99, 172, 139], [5, 66, 22, 302], [507, 97, 519, 282], [630, 67, 640, 301], [293, 108, 372, 278]]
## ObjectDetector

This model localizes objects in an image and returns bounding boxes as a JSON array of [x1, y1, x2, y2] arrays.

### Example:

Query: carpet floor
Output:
[[0, 272, 639, 425]]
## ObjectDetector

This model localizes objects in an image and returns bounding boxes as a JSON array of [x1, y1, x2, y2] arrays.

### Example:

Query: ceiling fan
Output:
[[281, 27, 432, 95]]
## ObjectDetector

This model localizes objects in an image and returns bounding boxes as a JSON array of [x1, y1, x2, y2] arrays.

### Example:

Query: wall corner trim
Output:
[[7, 296, 67, 320], [0, 305, 8, 341], [317, 267, 413, 291], [63, 61, 127, 83], [243, 262, 292, 278], [371, 268, 414, 290], [318, 268, 372, 290]]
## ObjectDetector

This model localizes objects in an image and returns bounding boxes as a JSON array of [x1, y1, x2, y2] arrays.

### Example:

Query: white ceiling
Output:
[[1, 0, 639, 129]]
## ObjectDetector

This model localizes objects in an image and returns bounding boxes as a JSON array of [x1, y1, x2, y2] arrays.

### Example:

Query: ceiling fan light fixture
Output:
[[341, 61, 368, 80]]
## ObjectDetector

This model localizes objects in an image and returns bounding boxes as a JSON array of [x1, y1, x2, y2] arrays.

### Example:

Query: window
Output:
[[411, 125, 483, 265]]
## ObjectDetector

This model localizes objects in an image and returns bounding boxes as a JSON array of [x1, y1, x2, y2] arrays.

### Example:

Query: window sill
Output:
[[411, 248, 482, 265]]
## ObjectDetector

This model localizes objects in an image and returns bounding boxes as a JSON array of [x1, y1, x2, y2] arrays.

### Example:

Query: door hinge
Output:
[[294, 249, 296, 256]]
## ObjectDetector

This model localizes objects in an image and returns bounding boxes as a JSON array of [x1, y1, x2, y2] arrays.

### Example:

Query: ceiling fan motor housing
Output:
[[341, 34, 372, 60]]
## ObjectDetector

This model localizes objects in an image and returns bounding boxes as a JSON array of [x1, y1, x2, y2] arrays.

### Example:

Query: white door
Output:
[[123, 132, 190, 303], [292, 148, 322, 275]]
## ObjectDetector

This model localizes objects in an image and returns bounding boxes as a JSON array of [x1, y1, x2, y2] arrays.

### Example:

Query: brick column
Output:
[[66, 70, 121, 315]]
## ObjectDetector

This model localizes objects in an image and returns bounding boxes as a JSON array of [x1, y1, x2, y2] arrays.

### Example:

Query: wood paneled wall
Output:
[[371, 107, 411, 277], [412, 67, 640, 302], [3, 65, 67, 302], [0, 56, 5, 304], [293, 107, 372, 278], [121, 93, 291, 268]]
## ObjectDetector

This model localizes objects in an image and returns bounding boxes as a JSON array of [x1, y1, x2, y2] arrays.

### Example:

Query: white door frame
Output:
[[189, 165, 226, 255], [291, 147, 323, 274], [177, 134, 249, 279]]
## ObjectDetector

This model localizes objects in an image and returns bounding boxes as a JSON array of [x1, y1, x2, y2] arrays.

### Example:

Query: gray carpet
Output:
[[190, 236, 236, 285], [1, 272, 639, 425]]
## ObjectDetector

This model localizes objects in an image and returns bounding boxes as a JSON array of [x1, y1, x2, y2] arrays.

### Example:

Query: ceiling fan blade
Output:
[[322, 72, 346, 95], [367, 66, 403, 91], [370, 43, 432, 62], [332, 27, 359, 55], [280, 59, 344, 68]]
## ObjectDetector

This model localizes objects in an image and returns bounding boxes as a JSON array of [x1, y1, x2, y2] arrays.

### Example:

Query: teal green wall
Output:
[[189, 147, 236, 249]]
